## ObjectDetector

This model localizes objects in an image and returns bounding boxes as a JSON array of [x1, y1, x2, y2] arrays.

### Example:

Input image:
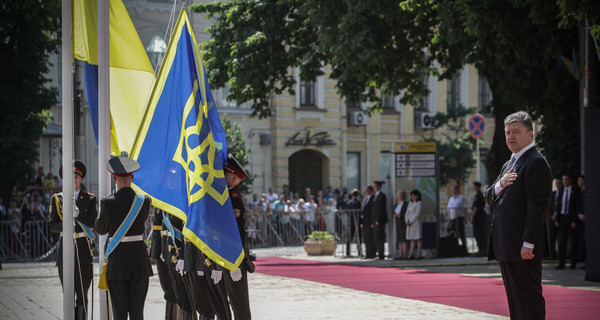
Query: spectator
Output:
[[43, 172, 58, 197], [265, 187, 278, 207], [8, 200, 21, 254], [247, 193, 259, 212], [324, 186, 333, 201], [322, 198, 337, 236], [281, 185, 293, 201], [0, 198, 7, 221], [393, 191, 409, 260], [304, 188, 313, 202], [447, 185, 468, 246], [345, 189, 362, 256], [548, 178, 563, 260], [556, 174, 580, 269], [406, 189, 423, 260], [470, 182, 487, 257]]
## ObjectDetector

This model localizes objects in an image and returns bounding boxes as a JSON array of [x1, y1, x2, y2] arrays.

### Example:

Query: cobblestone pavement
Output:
[[0, 245, 597, 320]]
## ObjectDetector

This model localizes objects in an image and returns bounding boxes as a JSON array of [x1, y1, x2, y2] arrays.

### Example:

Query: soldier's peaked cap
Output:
[[224, 153, 248, 180], [59, 160, 87, 179], [107, 156, 140, 176]]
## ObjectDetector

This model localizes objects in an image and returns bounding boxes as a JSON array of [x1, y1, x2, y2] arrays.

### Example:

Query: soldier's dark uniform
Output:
[[95, 156, 153, 320], [49, 160, 97, 320], [161, 212, 196, 320], [220, 154, 254, 320], [151, 209, 178, 320]]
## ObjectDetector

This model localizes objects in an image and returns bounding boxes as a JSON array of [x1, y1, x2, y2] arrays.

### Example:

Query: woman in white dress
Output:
[[405, 189, 423, 259]]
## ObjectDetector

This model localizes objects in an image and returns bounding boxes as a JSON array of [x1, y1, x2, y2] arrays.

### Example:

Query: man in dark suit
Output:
[[555, 173, 581, 269], [95, 156, 153, 320], [345, 189, 362, 256], [485, 111, 552, 320], [49, 160, 97, 320], [360, 185, 376, 259], [548, 178, 563, 260], [470, 181, 487, 257], [371, 181, 388, 260]]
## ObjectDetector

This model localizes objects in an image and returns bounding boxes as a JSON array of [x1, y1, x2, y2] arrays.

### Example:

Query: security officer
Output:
[[49, 160, 97, 320], [220, 154, 254, 320], [151, 208, 178, 320], [95, 156, 153, 320]]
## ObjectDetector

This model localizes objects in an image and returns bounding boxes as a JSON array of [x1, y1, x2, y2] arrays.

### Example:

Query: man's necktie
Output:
[[563, 189, 570, 214], [502, 156, 517, 175]]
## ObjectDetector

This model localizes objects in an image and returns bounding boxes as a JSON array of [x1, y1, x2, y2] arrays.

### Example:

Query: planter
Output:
[[304, 239, 337, 255]]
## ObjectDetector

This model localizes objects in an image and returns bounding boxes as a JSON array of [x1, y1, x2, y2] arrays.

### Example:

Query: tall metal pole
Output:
[[98, 0, 111, 319], [61, 0, 74, 319]]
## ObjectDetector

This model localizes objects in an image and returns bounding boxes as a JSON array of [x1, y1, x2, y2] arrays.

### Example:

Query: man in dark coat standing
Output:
[[95, 156, 153, 320], [360, 185, 376, 259], [470, 181, 487, 257], [485, 111, 552, 320], [345, 189, 362, 256], [49, 160, 97, 320], [371, 181, 388, 260]]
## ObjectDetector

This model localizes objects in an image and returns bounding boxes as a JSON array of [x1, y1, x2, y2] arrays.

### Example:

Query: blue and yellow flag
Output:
[[130, 9, 243, 271], [73, 0, 155, 155]]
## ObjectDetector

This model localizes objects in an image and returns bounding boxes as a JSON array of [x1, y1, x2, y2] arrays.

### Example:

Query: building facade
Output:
[[41, 0, 496, 204]]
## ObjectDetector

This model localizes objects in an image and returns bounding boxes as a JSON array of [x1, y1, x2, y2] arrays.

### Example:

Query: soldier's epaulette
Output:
[[52, 192, 62, 198], [101, 194, 112, 200], [83, 191, 95, 197]]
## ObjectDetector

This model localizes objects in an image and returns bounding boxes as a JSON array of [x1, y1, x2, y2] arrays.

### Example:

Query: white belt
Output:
[[110, 235, 143, 242], [161, 230, 168, 236], [60, 232, 87, 239]]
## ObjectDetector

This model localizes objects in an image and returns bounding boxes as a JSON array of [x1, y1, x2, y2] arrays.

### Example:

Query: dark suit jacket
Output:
[[556, 186, 580, 224], [49, 191, 97, 265], [371, 192, 388, 225], [485, 147, 552, 262], [361, 195, 375, 227], [95, 187, 153, 280]]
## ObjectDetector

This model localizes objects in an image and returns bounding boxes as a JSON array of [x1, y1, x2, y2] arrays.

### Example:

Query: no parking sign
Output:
[[468, 114, 486, 139]]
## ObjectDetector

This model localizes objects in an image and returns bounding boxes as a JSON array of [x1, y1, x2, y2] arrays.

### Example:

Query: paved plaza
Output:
[[0, 246, 598, 319]]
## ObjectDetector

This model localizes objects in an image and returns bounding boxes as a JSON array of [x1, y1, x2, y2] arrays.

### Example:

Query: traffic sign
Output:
[[468, 114, 486, 139]]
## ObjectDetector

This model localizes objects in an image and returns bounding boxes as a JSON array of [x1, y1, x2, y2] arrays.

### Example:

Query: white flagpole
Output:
[[98, 0, 111, 319], [61, 0, 74, 319]]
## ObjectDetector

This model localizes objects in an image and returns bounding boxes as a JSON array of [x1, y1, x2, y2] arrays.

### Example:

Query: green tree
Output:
[[222, 116, 253, 194], [0, 0, 60, 199], [427, 104, 477, 187]]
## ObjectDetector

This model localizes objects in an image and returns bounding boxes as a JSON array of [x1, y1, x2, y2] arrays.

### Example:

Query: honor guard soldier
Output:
[[95, 156, 153, 320], [49, 160, 97, 320], [151, 208, 178, 320], [161, 211, 196, 320], [221, 154, 254, 320]]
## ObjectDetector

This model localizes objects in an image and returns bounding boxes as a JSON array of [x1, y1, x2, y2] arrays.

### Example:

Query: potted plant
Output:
[[304, 231, 337, 255]]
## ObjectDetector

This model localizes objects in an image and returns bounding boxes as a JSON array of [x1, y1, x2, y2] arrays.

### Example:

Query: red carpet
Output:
[[255, 257, 600, 319]]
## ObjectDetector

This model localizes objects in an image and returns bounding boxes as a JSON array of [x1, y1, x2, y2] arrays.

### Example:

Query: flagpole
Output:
[[61, 0, 75, 319], [98, 0, 111, 319]]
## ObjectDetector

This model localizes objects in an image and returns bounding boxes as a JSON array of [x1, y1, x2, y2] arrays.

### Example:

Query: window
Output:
[[416, 71, 429, 111], [380, 152, 391, 182], [447, 72, 461, 108], [300, 80, 316, 106], [381, 94, 395, 109], [146, 35, 167, 71], [219, 84, 238, 108], [346, 152, 361, 192], [478, 77, 492, 113]]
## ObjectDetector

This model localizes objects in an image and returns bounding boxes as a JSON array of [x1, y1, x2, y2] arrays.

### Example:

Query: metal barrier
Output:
[[245, 208, 363, 257], [0, 220, 56, 261]]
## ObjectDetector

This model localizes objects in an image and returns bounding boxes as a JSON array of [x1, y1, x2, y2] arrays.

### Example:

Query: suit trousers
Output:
[[499, 259, 545, 320], [557, 218, 578, 267], [363, 225, 376, 258], [107, 277, 149, 320], [374, 224, 386, 259]]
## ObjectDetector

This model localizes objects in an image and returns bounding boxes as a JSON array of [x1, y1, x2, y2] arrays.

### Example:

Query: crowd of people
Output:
[[1, 166, 62, 255]]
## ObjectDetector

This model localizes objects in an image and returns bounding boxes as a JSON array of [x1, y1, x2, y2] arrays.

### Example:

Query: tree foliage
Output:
[[189, 0, 593, 183], [427, 104, 476, 187], [0, 0, 60, 199], [222, 116, 253, 194]]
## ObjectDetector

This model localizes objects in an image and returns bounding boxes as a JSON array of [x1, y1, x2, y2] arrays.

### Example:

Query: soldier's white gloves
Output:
[[175, 259, 185, 276], [73, 205, 80, 218], [197, 270, 204, 277], [230, 268, 242, 281], [160, 253, 165, 262], [211, 270, 222, 284]]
